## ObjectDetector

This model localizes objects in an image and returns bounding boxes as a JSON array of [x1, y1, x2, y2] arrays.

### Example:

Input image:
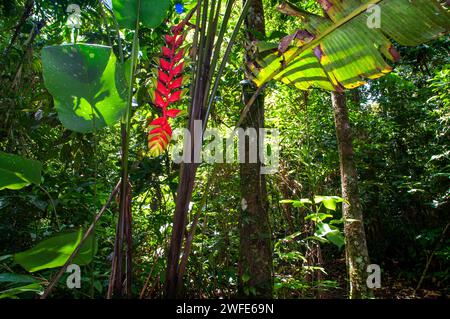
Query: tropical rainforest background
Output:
[[0, 0, 449, 299]]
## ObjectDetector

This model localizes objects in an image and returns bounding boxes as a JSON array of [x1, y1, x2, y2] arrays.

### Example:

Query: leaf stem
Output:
[[38, 185, 60, 231]]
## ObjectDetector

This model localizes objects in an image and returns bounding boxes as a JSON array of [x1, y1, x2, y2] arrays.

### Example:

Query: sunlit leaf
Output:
[[42, 44, 127, 133], [315, 223, 345, 249], [14, 229, 96, 272], [0, 283, 44, 299], [251, 0, 450, 91], [314, 195, 345, 211], [305, 213, 333, 222], [0, 152, 42, 190], [280, 198, 312, 207]]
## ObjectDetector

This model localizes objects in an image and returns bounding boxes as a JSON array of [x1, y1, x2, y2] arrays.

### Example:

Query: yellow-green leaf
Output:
[[251, 0, 450, 91]]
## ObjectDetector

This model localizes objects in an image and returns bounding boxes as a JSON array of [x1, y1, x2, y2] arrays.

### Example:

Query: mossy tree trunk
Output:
[[238, 0, 273, 298], [331, 91, 373, 299]]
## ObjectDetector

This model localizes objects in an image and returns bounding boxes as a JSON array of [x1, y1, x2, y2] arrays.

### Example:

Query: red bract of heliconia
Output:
[[147, 23, 187, 157]]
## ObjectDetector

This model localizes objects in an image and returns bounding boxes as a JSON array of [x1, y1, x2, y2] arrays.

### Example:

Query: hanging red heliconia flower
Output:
[[147, 23, 188, 157], [147, 117, 172, 157]]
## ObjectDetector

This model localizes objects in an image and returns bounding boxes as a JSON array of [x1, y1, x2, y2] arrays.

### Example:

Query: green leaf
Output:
[[314, 195, 345, 211], [42, 44, 127, 133], [315, 222, 334, 237], [315, 223, 345, 249], [280, 198, 312, 207], [0, 273, 40, 284], [0, 152, 42, 190], [329, 218, 344, 225], [14, 229, 96, 272], [325, 230, 345, 249], [305, 213, 333, 222], [0, 283, 44, 299], [0, 255, 12, 262], [251, 0, 450, 91], [112, 0, 170, 29], [93, 280, 103, 293]]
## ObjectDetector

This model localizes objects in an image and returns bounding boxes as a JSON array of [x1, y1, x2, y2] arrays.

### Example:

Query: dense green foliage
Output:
[[0, 0, 448, 299]]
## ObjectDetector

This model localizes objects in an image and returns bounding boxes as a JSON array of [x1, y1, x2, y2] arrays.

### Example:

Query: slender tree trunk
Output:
[[238, 0, 272, 298], [331, 91, 373, 299]]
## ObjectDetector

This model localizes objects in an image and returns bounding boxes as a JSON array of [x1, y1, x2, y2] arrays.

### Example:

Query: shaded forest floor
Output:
[[321, 259, 448, 299]]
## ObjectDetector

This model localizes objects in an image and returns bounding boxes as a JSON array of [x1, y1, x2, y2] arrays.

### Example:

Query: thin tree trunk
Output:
[[238, 0, 272, 298], [331, 91, 373, 299]]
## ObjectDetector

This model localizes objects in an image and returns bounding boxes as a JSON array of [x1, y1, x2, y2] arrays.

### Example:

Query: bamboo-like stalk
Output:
[[203, 0, 252, 130], [188, 2, 203, 102], [165, 0, 252, 298], [165, 0, 208, 296], [200, 0, 220, 110], [107, 0, 141, 298]]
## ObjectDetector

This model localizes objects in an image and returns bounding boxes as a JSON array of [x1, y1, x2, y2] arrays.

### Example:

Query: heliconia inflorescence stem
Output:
[[147, 23, 188, 157]]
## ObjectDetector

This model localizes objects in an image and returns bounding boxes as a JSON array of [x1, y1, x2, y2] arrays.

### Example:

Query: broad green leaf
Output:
[[315, 223, 345, 249], [0, 152, 42, 190], [0, 273, 40, 284], [42, 44, 127, 133], [325, 230, 345, 249], [315, 223, 334, 237], [14, 229, 96, 272], [314, 195, 345, 211], [251, 0, 450, 91], [112, 0, 170, 29], [0, 283, 44, 299]]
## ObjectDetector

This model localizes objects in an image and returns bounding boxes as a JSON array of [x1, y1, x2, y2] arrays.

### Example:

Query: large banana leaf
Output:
[[250, 0, 450, 91]]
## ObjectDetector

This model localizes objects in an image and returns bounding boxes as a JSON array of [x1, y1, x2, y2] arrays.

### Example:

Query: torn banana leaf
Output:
[[250, 0, 450, 91]]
